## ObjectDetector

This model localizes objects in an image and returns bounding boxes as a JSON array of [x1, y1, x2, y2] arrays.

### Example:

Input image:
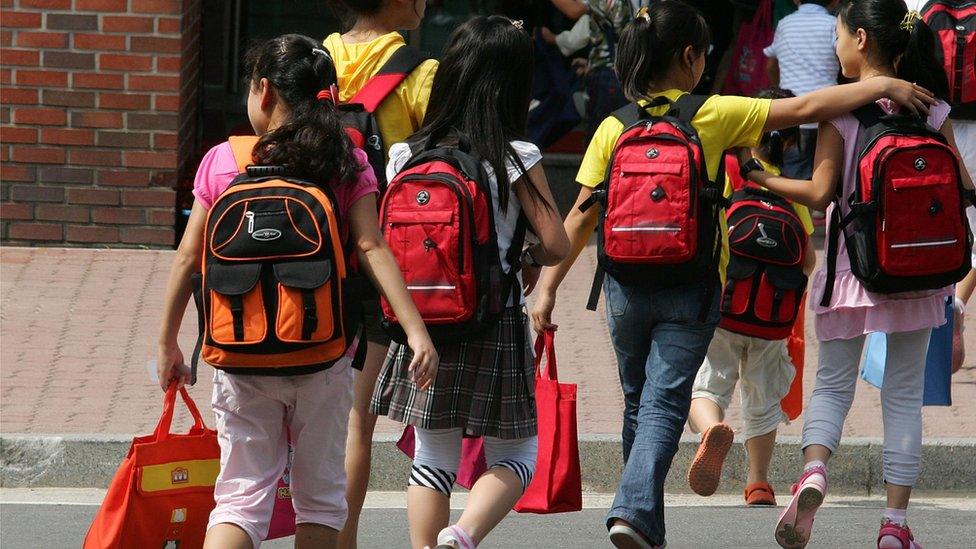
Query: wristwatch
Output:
[[740, 157, 765, 180], [521, 246, 543, 268]]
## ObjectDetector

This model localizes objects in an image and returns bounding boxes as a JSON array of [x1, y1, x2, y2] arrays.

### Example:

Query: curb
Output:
[[3, 434, 974, 494]]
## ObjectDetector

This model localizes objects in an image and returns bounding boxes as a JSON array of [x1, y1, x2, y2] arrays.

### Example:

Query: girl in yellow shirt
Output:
[[323, 2, 438, 548], [530, 2, 933, 548]]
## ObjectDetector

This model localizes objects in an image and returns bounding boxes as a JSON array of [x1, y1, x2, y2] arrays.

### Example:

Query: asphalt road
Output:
[[2, 492, 973, 548]]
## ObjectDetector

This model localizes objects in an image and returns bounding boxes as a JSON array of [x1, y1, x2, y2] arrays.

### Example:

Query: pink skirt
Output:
[[809, 267, 950, 342]]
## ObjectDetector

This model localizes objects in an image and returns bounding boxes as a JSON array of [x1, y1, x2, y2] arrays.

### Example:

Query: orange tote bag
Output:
[[84, 385, 220, 549]]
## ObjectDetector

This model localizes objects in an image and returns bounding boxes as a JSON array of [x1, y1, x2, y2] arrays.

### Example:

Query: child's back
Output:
[[764, 1, 839, 99], [324, 32, 437, 159]]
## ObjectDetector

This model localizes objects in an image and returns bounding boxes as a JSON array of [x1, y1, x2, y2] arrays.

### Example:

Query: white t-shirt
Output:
[[386, 140, 543, 305]]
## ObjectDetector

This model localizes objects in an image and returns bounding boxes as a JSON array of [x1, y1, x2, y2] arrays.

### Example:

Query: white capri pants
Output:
[[801, 328, 931, 487], [410, 427, 538, 495]]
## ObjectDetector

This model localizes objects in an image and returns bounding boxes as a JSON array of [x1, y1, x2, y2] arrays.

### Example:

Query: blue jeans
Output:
[[603, 277, 720, 545]]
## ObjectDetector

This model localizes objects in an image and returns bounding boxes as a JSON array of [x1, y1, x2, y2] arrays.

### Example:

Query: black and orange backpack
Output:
[[190, 136, 350, 381]]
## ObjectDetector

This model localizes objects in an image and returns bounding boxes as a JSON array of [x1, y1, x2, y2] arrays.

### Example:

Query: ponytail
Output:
[[896, 13, 950, 101], [838, 0, 949, 101], [615, 1, 710, 101], [243, 34, 361, 186]]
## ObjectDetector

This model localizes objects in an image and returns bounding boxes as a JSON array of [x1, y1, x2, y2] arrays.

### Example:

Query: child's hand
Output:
[[522, 264, 541, 296], [406, 332, 439, 391], [530, 289, 558, 334], [882, 77, 935, 115], [157, 342, 191, 391]]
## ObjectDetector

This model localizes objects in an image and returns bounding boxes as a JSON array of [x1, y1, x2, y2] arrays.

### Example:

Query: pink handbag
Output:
[[396, 425, 487, 489], [265, 433, 296, 540], [723, 0, 773, 96]]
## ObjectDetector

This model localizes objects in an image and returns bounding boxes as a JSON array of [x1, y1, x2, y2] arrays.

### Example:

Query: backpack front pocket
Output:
[[207, 263, 267, 345], [273, 260, 335, 343]]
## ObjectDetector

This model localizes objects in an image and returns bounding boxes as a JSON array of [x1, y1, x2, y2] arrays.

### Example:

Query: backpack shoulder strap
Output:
[[349, 45, 429, 113], [671, 94, 710, 125], [852, 103, 885, 129], [228, 136, 260, 174], [610, 102, 643, 128]]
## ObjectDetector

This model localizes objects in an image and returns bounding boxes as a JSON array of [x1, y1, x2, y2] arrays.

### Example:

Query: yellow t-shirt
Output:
[[725, 159, 815, 237], [324, 32, 438, 161], [576, 89, 773, 283]]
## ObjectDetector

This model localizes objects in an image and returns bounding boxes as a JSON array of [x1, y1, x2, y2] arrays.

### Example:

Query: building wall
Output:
[[0, 0, 202, 247]]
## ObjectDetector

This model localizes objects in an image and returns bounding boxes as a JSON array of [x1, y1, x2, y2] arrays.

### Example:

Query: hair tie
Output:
[[316, 83, 338, 106], [900, 10, 922, 31], [511, 19, 524, 31], [769, 130, 781, 139], [635, 7, 650, 22], [311, 47, 332, 60]]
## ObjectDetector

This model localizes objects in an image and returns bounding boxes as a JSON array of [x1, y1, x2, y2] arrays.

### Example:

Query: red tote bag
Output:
[[723, 0, 773, 96], [84, 385, 220, 549], [514, 329, 582, 514]]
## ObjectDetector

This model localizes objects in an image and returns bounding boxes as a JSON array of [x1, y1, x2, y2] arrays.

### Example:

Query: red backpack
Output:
[[720, 154, 809, 340], [820, 105, 972, 306], [582, 95, 726, 318], [338, 45, 429, 189], [379, 133, 526, 342], [922, 1, 976, 120]]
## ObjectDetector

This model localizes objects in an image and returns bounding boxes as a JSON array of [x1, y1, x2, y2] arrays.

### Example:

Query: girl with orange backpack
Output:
[[155, 34, 437, 549]]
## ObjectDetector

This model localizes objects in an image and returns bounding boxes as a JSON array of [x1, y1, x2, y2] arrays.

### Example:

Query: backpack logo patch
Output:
[[645, 148, 660, 159], [914, 157, 927, 171], [756, 223, 777, 248], [251, 228, 282, 241], [416, 190, 430, 205]]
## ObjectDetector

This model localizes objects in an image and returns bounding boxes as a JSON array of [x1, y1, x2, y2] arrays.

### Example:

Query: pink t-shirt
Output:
[[811, 99, 953, 341], [192, 141, 379, 239]]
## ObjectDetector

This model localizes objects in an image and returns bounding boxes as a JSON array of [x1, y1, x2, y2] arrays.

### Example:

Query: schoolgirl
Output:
[[530, 2, 934, 547], [323, 3, 438, 546], [370, 16, 570, 549], [739, 2, 974, 547], [156, 34, 437, 549]]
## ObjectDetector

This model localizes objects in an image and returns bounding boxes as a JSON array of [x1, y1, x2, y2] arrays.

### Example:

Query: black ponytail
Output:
[[755, 87, 798, 169], [838, 0, 949, 101], [615, 1, 710, 101], [243, 34, 360, 186]]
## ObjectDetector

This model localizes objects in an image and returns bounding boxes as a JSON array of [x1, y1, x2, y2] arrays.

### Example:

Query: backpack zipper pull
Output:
[[245, 211, 255, 234], [424, 237, 436, 251]]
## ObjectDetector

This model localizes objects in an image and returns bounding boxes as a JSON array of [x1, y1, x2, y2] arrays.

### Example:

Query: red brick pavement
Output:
[[1, 246, 973, 438]]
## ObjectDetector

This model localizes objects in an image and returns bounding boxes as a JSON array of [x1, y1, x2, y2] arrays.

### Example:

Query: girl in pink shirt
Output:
[[743, 2, 974, 548], [156, 34, 437, 549]]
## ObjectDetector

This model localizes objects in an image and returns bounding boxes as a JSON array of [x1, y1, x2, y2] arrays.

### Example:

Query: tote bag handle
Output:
[[153, 384, 208, 442], [533, 329, 559, 381]]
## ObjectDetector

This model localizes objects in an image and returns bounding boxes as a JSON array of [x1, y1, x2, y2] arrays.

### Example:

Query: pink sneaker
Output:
[[877, 519, 922, 549], [774, 465, 827, 549]]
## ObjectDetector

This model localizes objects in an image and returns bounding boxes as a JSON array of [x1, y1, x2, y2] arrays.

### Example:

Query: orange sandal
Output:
[[744, 481, 776, 506]]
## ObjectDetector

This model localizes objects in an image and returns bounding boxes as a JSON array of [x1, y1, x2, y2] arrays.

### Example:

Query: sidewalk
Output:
[[1, 246, 974, 493], [2, 245, 974, 437]]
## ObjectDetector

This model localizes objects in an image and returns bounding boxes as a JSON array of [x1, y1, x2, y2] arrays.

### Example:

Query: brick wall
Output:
[[0, 0, 202, 247]]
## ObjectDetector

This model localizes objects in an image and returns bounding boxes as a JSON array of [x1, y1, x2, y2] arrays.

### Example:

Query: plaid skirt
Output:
[[370, 308, 537, 440]]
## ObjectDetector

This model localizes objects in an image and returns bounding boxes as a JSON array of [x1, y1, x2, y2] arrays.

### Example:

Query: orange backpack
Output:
[[190, 136, 349, 381]]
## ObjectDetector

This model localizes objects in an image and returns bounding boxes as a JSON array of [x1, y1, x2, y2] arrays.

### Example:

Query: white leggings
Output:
[[410, 427, 538, 496], [801, 328, 931, 487]]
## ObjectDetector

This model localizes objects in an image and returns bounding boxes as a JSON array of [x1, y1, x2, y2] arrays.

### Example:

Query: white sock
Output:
[[804, 460, 826, 473], [884, 507, 907, 525]]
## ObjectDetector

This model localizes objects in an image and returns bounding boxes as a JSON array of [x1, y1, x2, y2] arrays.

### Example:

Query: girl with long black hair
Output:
[[738, 1, 974, 547], [370, 16, 570, 549]]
